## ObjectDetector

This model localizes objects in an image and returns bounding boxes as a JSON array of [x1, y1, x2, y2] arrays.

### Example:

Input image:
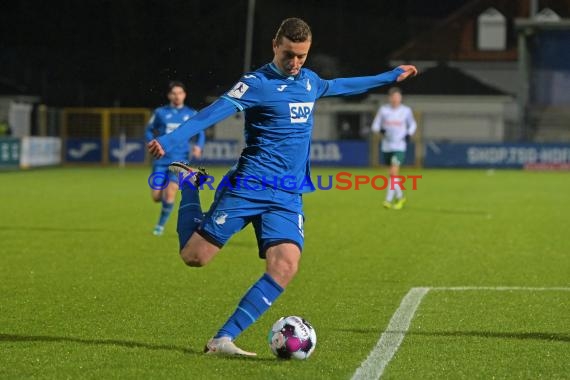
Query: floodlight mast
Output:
[[243, 0, 256, 73]]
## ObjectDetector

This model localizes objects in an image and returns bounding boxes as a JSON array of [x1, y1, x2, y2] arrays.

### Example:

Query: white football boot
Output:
[[204, 337, 257, 357]]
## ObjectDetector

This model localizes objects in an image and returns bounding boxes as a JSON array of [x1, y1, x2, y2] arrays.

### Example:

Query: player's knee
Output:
[[180, 251, 202, 267], [180, 249, 208, 267], [283, 262, 298, 280], [179, 234, 220, 267], [273, 258, 298, 282], [266, 244, 301, 287]]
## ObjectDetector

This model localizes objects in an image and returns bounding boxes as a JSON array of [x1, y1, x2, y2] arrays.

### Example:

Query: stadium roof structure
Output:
[[395, 64, 508, 95], [389, 0, 570, 63], [389, 0, 520, 62], [514, 17, 570, 30]]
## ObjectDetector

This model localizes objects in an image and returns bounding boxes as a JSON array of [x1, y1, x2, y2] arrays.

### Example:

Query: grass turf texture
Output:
[[1, 167, 568, 379]]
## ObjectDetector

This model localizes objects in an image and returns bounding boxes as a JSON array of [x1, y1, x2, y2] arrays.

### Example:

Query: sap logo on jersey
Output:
[[289, 102, 314, 123]]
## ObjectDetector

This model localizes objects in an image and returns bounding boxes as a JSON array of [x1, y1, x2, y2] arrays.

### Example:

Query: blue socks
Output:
[[214, 273, 284, 340], [176, 183, 202, 249], [157, 199, 174, 227]]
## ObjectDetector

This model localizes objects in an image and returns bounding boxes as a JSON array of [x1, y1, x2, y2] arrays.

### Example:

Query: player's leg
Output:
[[265, 242, 301, 287], [392, 152, 406, 210], [154, 180, 178, 236], [176, 162, 256, 262], [179, 232, 220, 267], [150, 161, 164, 203], [150, 188, 163, 234], [150, 162, 165, 202], [150, 163, 169, 235], [151, 189, 162, 203], [384, 152, 396, 208], [209, 242, 297, 337], [170, 161, 210, 254], [182, 187, 266, 356], [205, 246, 298, 357], [178, 171, 260, 266], [183, 218, 257, 356], [151, 163, 179, 236], [206, 194, 303, 356]]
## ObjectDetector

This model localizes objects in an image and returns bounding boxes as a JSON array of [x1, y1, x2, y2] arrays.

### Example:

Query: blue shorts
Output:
[[152, 162, 179, 184], [198, 185, 305, 258]]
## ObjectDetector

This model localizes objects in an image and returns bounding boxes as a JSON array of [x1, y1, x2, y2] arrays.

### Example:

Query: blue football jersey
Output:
[[156, 63, 403, 193], [220, 63, 333, 193], [145, 105, 203, 163]]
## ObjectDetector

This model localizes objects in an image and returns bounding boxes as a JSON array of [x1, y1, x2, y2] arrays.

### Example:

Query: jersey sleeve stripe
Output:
[[221, 95, 245, 111]]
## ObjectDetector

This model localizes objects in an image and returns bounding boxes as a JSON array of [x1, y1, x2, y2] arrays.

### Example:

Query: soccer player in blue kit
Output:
[[145, 81, 205, 236], [148, 18, 417, 356]]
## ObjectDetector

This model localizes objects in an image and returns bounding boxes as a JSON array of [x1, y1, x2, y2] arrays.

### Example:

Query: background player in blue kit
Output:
[[145, 81, 205, 236], [148, 18, 417, 356]]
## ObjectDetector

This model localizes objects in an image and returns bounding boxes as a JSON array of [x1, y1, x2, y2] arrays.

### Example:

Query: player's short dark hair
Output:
[[388, 87, 402, 96], [274, 18, 312, 44], [168, 81, 186, 93]]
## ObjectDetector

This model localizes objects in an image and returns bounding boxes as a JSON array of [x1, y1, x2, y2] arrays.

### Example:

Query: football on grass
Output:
[[268, 316, 317, 359]]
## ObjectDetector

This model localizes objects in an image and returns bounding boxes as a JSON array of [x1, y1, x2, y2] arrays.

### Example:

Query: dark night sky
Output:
[[1, 0, 472, 107]]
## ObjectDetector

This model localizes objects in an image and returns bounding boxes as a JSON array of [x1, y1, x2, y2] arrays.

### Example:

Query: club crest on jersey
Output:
[[227, 81, 249, 99], [213, 211, 228, 225], [289, 102, 314, 123]]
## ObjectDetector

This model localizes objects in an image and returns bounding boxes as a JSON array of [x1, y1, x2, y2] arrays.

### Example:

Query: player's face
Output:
[[272, 37, 311, 76], [168, 86, 186, 107], [389, 92, 402, 107]]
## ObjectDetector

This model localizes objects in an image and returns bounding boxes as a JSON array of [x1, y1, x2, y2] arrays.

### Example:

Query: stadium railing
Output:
[[61, 107, 150, 166]]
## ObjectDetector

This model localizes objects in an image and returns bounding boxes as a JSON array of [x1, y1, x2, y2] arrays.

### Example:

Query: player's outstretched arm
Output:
[[320, 65, 417, 98], [147, 98, 238, 159]]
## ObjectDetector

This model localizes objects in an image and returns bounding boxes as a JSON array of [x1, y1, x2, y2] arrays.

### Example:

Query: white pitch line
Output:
[[351, 287, 430, 380], [431, 286, 570, 292], [350, 286, 570, 380]]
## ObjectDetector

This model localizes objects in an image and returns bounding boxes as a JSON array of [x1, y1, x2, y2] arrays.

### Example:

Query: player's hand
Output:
[[405, 134, 411, 143], [192, 146, 203, 159], [380, 129, 386, 135], [396, 65, 418, 82], [147, 139, 165, 159]]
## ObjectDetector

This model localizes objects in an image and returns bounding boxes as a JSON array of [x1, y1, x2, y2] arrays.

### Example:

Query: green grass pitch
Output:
[[1, 167, 569, 379]]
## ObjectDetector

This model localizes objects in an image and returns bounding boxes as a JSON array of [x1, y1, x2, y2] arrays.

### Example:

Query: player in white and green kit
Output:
[[371, 87, 417, 209]]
